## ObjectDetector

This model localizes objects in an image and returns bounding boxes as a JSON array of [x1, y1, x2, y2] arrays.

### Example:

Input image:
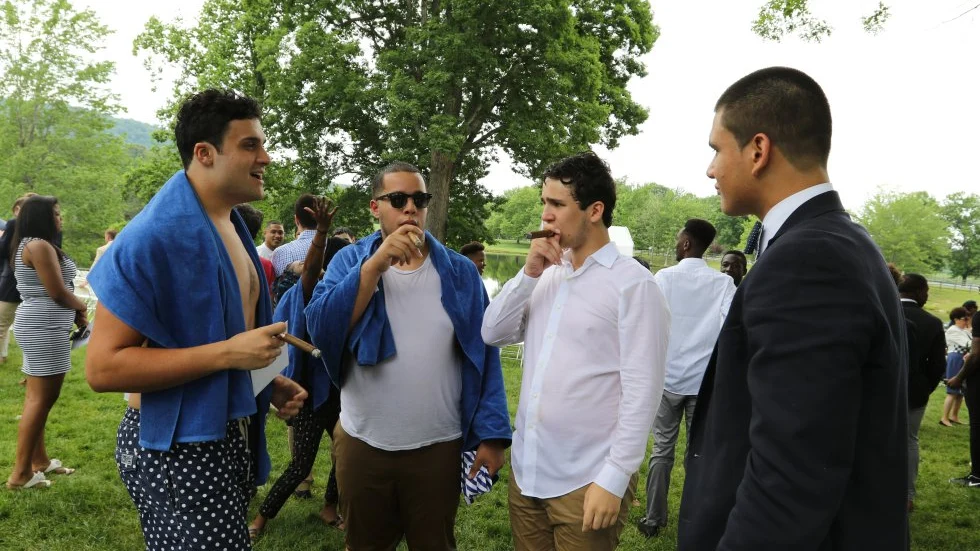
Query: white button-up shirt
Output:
[[653, 258, 736, 396], [482, 242, 669, 499]]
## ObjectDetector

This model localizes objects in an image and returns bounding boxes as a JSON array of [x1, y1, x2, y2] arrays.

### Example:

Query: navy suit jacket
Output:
[[678, 191, 909, 550]]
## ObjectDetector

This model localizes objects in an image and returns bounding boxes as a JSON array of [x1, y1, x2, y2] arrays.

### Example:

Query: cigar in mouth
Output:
[[276, 333, 322, 358], [525, 230, 556, 240]]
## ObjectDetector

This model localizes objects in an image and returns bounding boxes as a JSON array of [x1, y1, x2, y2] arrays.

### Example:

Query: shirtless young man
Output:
[[86, 90, 306, 551]]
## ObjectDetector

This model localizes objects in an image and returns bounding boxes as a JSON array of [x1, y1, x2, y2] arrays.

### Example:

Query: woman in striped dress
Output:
[[5, 196, 89, 489]]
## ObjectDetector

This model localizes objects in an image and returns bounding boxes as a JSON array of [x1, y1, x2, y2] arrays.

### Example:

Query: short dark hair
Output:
[[682, 219, 717, 253], [233, 203, 264, 239], [371, 161, 424, 196], [716, 67, 832, 170], [174, 89, 262, 170], [332, 227, 354, 238], [898, 273, 928, 295], [459, 241, 485, 257], [722, 249, 747, 268], [541, 151, 616, 227], [266, 220, 282, 228], [10, 195, 62, 265], [964, 300, 978, 311], [294, 194, 318, 229], [950, 307, 969, 322], [105, 229, 118, 239], [633, 256, 651, 270]]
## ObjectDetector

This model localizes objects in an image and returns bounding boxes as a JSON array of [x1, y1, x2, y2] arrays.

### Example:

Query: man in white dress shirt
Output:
[[637, 218, 735, 538], [483, 151, 670, 551]]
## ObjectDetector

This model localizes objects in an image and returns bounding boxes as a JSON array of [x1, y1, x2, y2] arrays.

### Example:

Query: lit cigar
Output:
[[525, 230, 556, 240], [276, 333, 322, 358]]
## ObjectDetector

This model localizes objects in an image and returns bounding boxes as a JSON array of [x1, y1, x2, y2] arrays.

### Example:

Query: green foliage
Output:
[[123, 143, 182, 206], [133, 0, 658, 242], [614, 183, 716, 251], [325, 183, 374, 241], [752, 0, 833, 42], [0, 0, 132, 267], [858, 190, 950, 274], [752, 0, 891, 42], [861, 2, 891, 35], [108, 117, 160, 149], [941, 192, 980, 283], [486, 185, 542, 243]]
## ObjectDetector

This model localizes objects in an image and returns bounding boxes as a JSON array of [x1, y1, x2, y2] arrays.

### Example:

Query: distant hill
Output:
[[109, 116, 160, 149]]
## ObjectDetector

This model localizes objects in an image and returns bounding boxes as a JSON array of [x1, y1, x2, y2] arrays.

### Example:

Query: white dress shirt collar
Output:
[[759, 183, 834, 255], [560, 240, 619, 272], [676, 257, 708, 269]]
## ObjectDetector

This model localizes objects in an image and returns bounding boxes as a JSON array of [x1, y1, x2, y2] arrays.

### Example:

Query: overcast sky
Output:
[[80, 0, 979, 211]]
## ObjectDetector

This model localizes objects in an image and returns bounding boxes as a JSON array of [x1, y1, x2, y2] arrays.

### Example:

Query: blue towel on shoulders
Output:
[[274, 283, 332, 410], [88, 170, 275, 484], [305, 231, 511, 452]]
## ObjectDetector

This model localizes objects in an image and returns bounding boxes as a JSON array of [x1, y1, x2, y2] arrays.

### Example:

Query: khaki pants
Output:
[[509, 473, 637, 551], [333, 422, 462, 551], [0, 301, 18, 358]]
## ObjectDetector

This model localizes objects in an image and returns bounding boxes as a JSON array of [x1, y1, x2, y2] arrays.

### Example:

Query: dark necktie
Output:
[[743, 220, 763, 256]]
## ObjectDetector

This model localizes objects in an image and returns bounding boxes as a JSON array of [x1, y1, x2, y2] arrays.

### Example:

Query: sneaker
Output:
[[636, 518, 662, 538], [949, 474, 980, 487]]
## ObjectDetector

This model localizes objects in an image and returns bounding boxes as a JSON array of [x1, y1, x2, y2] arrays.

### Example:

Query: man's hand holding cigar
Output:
[[368, 224, 426, 273], [524, 225, 563, 279]]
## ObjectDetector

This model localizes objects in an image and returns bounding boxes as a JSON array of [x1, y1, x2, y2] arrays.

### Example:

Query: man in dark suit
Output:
[[897, 273, 945, 512], [678, 67, 909, 550]]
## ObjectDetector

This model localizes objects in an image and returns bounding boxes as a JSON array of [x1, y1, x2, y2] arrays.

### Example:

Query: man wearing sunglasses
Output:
[[306, 161, 511, 551]]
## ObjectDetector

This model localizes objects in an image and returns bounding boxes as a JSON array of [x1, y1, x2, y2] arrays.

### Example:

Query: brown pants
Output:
[[509, 473, 637, 551], [333, 422, 462, 551]]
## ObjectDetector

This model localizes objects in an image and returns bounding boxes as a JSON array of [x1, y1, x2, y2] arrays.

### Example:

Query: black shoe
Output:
[[636, 518, 662, 538], [949, 474, 980, 487]]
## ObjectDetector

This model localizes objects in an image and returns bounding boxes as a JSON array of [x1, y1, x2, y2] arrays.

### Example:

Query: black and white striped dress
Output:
[[12, 237, 77, 377]]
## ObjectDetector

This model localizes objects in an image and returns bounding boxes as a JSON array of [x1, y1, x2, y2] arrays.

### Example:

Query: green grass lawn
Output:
[[1, 341, 980, 550], [485, 240, 530, 255]]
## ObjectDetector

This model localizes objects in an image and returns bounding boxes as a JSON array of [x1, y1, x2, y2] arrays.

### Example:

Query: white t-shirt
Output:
[[340, 255, 463, 451], [256, 242, 274, 261]]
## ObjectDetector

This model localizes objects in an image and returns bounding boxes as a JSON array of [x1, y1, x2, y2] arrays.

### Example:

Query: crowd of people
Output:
[[0, 66, 978, 551]]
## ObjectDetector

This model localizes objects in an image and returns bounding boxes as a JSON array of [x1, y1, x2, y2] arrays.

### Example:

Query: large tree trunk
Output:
[[427, 149, 454, 242]]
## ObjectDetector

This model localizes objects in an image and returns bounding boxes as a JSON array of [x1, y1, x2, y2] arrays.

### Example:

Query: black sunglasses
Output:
[[374, 191, 433, 209]]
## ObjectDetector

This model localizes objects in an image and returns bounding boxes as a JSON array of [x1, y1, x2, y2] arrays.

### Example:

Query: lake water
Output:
[[481, 253, 527, 297]]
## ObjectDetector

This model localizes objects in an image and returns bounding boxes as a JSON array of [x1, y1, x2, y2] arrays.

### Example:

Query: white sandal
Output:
[[7, 471, 51, 490], [44, 459, 75, 476]]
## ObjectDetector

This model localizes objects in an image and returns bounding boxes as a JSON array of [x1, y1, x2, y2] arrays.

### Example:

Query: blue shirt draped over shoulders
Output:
[[87, 170, 276, 484], [305, 231, 512, 451]]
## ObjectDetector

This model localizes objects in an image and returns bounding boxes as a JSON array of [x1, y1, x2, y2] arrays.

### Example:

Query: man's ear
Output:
[[369, 199, 381, 220], [589, 201, 604, 224], [194, 142, 215, 167], [748, 133, 772, 177]]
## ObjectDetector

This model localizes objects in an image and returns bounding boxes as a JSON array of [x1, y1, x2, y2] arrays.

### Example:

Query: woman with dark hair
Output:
[[942, 307, 972, 426], [5, 196, 88, 489], [250, 199, 349, 540]]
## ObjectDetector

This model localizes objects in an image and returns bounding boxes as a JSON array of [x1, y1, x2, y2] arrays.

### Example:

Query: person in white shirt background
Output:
[[256, 220, 284, 261], [637, 218, 735, 538], [482, 151, 670, 551]]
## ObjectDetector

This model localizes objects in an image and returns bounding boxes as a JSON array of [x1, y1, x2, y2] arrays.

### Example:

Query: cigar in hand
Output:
[[525, 229, 556, 240], [276, 333, 322, 358]]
